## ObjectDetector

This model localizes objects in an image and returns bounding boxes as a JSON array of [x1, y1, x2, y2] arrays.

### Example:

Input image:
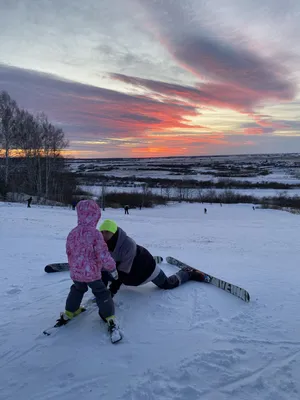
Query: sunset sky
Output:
[[1, 0, 300, 158]]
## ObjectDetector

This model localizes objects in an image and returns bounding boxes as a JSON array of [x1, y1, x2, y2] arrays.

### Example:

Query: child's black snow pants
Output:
[[65, 280, 115, 319]]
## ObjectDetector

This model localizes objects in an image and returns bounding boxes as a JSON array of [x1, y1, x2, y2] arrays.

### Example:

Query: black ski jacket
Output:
[[106, 228, 156, 292]]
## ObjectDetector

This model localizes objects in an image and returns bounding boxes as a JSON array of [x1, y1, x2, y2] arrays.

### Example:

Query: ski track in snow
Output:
[[1, 201, 300, 399]]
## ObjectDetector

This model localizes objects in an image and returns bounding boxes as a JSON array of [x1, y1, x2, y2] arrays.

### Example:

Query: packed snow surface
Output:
[[1, 201, 300, 399]]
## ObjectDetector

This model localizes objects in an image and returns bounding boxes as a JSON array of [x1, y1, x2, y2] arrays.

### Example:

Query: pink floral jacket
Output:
[[66, 200, 116, 282]]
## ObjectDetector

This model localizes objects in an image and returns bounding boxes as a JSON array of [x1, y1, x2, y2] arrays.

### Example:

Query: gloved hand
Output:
[[110, 269, 119, 280], [109, 279, 122, 297]]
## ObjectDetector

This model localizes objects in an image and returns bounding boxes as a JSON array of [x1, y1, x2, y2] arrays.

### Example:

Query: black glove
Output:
[[109, 278, 122, 297]]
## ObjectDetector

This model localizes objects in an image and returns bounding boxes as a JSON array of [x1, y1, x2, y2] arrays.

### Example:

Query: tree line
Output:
[[0, 90, 75, 204]]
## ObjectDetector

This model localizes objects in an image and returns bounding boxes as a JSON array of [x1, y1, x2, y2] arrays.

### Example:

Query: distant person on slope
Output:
[[99, 219, 211, 298], [58, 200, 122, 342], [27, 197, 32, 208]]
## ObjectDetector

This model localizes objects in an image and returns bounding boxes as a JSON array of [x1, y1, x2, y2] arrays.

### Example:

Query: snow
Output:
[[1, 201, 300, 399]]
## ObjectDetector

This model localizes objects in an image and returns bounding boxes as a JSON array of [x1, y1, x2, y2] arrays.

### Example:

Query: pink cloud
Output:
[[243, 127, 264, 135], [111, 73, 263, 113], [252, 114, 291, 129]]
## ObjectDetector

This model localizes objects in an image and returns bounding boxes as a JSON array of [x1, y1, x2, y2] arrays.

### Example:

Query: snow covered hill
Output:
[[1, 201, 300, 399]]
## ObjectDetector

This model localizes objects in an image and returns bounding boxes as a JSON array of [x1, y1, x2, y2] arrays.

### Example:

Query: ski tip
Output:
[[166, 256, 179, 265], [44, 265, 56, 273], [111, 333, 123, 344], [43, 330, 51, 336], [111, 337, 123, 344]]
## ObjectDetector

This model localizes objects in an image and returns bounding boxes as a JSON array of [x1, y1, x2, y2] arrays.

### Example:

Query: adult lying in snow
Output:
[[99, 219, 211, 298]]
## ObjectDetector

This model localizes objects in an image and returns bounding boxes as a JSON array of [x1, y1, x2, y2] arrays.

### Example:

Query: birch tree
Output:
[[0, 91, 18, 185]]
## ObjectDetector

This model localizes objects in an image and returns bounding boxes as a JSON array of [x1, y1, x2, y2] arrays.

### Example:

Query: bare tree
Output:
[[38, 113, 51, 197], [101, 182, 107, 211], [14, 109, 41, 193], [176, 184, 185, 202], [14, 109, 69, 198], [0, 91, 18, 185], [47, 125, 68, 199], [38, 113, 67, 198], [1, 90, 71, 204], [142, 183, 149, 207], [197, 188, 203, 202], [163, 186, 171, 200]]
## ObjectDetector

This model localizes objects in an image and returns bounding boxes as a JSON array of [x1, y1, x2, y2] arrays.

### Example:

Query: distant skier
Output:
[[204, 208, 207, 214], [99, 219, 210, 298], [27, 197, 32, 208], [124, 205, 129, 215], [59, 200, 122, 343], [71, 200, 77, 210]]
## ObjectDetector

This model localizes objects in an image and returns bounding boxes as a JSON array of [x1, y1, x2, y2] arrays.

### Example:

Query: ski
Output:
[[42, 297, 123, 344], [45, 256, 163, 273], [166, 256, 250, 302], [42, 297, 97, 336], [44, 263, 69, 273], [108, 320, 123, 344], [110, 332, 122, 344]]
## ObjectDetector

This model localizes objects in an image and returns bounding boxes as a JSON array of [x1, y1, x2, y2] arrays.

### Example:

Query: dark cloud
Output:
[[168, 34, 295, 99], [137, 0, 297, 104]]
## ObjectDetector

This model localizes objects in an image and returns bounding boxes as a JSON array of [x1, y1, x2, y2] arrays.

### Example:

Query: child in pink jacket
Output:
[[59, 199, 121, 342]]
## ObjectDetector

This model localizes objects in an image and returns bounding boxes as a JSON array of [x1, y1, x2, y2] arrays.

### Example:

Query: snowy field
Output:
[[69, 154, 300, 184], [77, 168, 300, 184], [1, 201, 300, 399]]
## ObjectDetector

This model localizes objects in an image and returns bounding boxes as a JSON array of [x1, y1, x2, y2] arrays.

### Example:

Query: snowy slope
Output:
[[1, 201, 300, 400]]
